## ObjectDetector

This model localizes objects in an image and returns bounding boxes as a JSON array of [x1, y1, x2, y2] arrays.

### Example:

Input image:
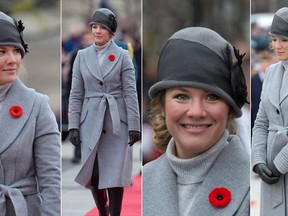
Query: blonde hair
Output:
[[149, 90, 237, 153]]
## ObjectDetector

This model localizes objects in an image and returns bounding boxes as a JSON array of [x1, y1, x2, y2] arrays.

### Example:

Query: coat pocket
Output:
[[80, 108, 88, 125]]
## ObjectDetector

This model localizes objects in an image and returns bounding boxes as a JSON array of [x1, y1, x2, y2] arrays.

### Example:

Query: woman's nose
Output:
[[274, 40, 283, 49], [7, 52, 18, 64], [186, 100, 206, 118]]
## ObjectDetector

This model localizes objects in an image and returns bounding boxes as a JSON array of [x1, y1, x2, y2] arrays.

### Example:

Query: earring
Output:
[[161, 111, 165, 117]]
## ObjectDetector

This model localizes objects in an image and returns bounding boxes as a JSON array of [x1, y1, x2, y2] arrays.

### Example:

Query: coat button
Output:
[[276, 109, 280, 114], [103, 129, 106, 134], [99, 81, 103, 86]]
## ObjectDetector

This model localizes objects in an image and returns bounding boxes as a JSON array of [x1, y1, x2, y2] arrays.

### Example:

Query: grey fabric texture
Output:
[[269, 7, 288, 40]]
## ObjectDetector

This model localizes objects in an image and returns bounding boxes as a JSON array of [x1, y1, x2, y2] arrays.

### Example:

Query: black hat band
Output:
[[270, 14, 288, 38], [155, 39, 232, 97]]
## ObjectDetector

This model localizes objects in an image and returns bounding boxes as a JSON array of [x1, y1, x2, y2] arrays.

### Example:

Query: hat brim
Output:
[[269, 32, 288, 40], [149, 80, 242, 118], [0, 42, 25, 58], [89, 22, 115, 35]]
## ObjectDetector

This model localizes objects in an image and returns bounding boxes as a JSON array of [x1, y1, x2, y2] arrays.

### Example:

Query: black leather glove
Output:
[[254, 163, 280, 185], [68, 129, 81, 147], [128, 130, 141, 146], [268, 162, 281, 177]]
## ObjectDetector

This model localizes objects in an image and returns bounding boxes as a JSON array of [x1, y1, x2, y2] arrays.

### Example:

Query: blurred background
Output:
[[251, 1, 287, 215], [61, 1, 141, 215], [142, 0, 251, 166], [0, 0, 61, 126]]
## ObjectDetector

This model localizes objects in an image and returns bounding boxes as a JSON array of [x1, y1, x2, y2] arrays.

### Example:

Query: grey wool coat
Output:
[[69, 40, 140, 189], [143, 135, 250, 216], [0, 78, 61, 216], [252, 61, 288, 215]]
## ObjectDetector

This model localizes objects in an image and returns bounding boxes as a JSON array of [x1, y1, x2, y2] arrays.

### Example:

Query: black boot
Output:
[[91, 187, 109, 216], [108, 187, 124, 216]]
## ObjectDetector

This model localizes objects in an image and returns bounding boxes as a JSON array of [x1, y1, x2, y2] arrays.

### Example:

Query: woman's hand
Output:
[[128, 131, 141, 146], [268, 162, 281, 177], [254, 163, 280, 185], [68, 129, 81, 147]]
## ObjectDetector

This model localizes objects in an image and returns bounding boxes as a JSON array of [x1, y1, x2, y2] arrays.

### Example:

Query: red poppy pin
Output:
[[208, 187, 231, 208], [108, 54, 115, 61], [9, 105, 23, 118]]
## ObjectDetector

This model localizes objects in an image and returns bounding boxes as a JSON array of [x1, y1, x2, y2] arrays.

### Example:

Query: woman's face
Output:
[[164, 87, 230, 159], [271, 36, 288, 61], [0, 46, 21, 85], [91, 24, 112, 46]]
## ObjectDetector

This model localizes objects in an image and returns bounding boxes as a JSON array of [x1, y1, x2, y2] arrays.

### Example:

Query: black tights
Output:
[[90, 154, 124, 216]]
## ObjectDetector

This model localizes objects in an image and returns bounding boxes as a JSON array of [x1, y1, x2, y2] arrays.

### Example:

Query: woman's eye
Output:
[[174, 94, 189, 100], [0, 50, 5, 55], [206, 94, 220, 101], [14, 48, 21, 54]]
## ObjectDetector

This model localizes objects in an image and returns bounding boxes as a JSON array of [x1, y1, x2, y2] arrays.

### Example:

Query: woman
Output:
[[143, 27, 250, 215], [0, 12, 60, 215], [252, 7, 288, 215], [68, 8, 140, 216]]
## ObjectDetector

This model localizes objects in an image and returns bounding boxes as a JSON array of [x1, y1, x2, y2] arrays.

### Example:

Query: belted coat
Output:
[[252, 61, 288, 215], [0, 78, 61, 216], [68, 40, 140, 189]]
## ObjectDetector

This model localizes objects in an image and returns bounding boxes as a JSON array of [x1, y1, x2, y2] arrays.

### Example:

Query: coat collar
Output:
[[84, 40, 122, 81], [187, 135, 249, 215], [266, 63, 286, 107], [280, 61, 288, 103], [146, 155, 179, 215], [149, 136, 249, 215], [0, 78, 35, 154]]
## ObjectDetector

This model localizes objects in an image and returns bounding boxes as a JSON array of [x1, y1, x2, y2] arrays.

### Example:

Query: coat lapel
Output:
[[188, 137, 249, 215], [101, 40, 121, 78], [0, 78, 35, 154], [267, 63, 284, 108], [148, 156, 179, 215], [84, 45, 103, 81], [280, 70, 288, 103]]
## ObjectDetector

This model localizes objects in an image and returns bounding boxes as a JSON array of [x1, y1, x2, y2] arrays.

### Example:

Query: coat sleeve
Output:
[[251, 69, 271, 169], [68, 51, 85, 130], [274, 144, 288, 174], [33, 94, 61, 215], [120, 50, 140, 132]]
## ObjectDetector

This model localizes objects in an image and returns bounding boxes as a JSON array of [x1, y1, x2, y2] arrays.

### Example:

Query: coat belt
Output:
[[0, 176, 38, 216], [267, 124, 288, 208], [85, 91, 122, 150]]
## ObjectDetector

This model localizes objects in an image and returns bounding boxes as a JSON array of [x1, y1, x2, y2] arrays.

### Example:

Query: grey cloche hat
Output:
[[89, 8, 117, 34], [0, 12, 28, 58], [149, 27, 248, 117], [269, 7, 288, 40]]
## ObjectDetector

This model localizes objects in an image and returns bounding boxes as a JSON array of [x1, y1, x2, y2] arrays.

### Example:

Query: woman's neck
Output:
[[95, 39, 112, 51]]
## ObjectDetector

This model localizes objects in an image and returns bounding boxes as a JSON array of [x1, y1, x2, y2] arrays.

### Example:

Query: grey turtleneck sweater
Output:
[[93, 39, 112, 68], [166, 130, 229, 216], [0, 83, 12, 111]]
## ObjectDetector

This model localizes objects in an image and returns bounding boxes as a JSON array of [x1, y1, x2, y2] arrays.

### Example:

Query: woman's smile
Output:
[[164, 87, 229, 159]]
